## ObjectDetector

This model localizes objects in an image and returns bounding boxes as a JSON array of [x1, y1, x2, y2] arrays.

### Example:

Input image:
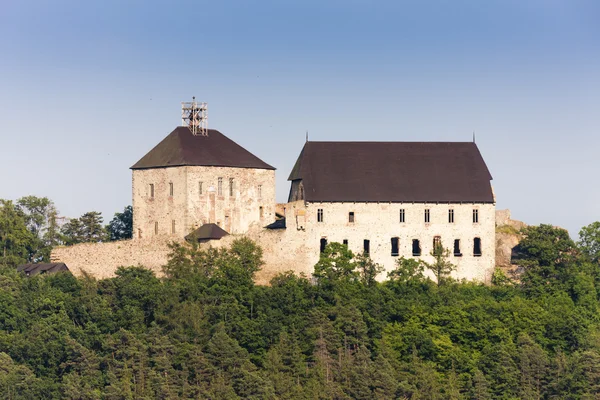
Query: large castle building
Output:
[[53, 106, 496, 283]]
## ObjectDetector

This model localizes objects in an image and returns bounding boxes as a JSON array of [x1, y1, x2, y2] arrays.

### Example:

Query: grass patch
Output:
[[496, 224, 519, 235]]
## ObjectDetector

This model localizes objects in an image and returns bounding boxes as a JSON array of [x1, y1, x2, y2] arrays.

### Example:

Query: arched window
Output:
[[474, 237, 482, 257], [412, 239, 421, 256], [433, 236, 442, 256], [363, 239, 370, 255], [453, 239, 462, 256], [391, 237, 399, 256], [320, 238, 328, 253]]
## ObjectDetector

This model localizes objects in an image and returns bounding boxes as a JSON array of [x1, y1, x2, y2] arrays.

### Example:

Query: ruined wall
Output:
[[133, 166, 276, 238], [288, 201, 496, 283], [51, 237, 180, 280], [186, 166, 276, 234], [132, 168, 188, 239]]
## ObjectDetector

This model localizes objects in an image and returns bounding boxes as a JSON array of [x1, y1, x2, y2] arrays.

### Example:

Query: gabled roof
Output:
[[288, 141, 494, 203], [185, 223, 229, 242], [131, 127, 275, 170], [17, 263, 70, 276]]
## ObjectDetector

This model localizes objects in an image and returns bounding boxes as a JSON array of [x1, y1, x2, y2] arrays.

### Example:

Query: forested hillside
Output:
[[2, 223, 600, 399]]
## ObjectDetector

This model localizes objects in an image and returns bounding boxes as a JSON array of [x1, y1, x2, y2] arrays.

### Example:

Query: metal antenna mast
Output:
[[181, 97, 208, 136]]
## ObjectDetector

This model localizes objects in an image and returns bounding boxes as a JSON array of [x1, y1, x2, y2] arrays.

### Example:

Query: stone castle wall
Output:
[[51, 236, 179, 280], [286, 201, 496, 282], [133, 166, 276, 238], [53, 202, 498, 285]]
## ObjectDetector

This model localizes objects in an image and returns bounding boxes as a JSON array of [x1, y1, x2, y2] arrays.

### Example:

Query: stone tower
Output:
[[130, 126, 276, 239]]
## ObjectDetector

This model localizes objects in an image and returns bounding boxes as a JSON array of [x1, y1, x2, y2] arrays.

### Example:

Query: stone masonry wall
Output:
[[51, 236, 180, 280], [133, 166, 276, 238], [289, 201, 496, 283], [53, 200, 496, 285]]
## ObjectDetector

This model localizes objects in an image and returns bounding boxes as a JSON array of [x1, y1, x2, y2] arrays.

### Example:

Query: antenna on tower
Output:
[[181, 97, 208, 136]]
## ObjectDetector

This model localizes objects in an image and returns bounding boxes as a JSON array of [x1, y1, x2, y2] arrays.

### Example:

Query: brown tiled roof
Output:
[[185, 223, 229, 241], [17, 263, 70, 276], [131, 127, 275, 170], [288, 141, 494, 203]]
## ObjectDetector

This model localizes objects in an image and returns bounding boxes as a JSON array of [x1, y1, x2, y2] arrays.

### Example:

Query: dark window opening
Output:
[[399, 209, 405, 223], [454, 239, 462, 256], [259, 206, 264, 218], [412, 239, 421, 256], [474, 237, 482, 257], [317, 208, 324, 222], [149, 184, 155, 198], [320, 238, 327, 253], [449, 209, 454, 223], [349, 212, 355, 223], [343, 239, 348, 246], [363, 239, 370, 255], [473, 209, 479, 223], [391, 237, 399, 256], [424, 209, 430, 223]]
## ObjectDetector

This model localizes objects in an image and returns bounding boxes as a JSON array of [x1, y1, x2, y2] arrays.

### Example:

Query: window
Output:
[[454, 239, 462, 256], [391, 237, 399, 256], [169, 182, 174, 197], [412, 239, 421, 256], [473, 209, 479, 223], [154, 222, 158, 235], [229, 178, 234, 197], [433, 236, 442, 255], [448, 209, 454, 223], [218, 177, 223, 196], [399, 209, 406, 223], [349, 212, 355, 223], [474, 237, 482, 256], [363, 239, 370, 255], [149, 184, 155, 198], [171, 220, 176, 234], [317, 208, 324, 222], [259, 206, 264, 218], [199, 181, 203, 195], [320, 238, 327, 253], [258, 185, 262, 199], [424, 209, 430, 223], [343, 239, 348, 246]]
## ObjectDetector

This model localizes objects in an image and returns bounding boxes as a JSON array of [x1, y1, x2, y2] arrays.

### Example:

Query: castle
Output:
[[53, 103, 496, 283]]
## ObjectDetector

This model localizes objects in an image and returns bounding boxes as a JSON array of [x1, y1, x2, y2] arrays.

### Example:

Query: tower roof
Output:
[[131, 127, 275, 170], [288, 141, 494, 203]]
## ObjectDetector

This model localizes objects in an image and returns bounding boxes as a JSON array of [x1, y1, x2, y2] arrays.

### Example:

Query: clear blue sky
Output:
[[1, 0, 599, 237]]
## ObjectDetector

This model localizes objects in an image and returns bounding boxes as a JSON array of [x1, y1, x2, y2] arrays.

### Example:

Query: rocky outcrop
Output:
[[495, 209, 526, 276]]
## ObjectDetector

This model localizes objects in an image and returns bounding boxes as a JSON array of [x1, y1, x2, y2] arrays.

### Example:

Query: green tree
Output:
[[517, 224, 578, 296], [16, 196, 61, 262], [62, 211, 107, 245], [313, 242, 359, 283], [579, 222, 600, 261], [423, 242, 456, 286], [388, 256, 426, 284], [0, 200, 35, 267], [107, 205, 133, 241]]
